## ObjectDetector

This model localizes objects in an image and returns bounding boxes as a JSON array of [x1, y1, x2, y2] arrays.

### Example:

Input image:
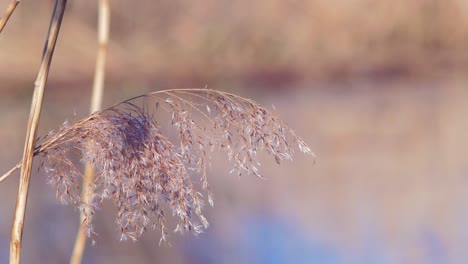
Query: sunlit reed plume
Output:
[[31, 88, 313, 242]]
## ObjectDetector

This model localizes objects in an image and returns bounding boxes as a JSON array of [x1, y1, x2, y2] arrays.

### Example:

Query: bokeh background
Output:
[[1, 0, 468, 263]]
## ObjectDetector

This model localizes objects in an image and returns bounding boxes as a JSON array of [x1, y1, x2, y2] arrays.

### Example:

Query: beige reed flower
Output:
[[30, 88, 314, 242]]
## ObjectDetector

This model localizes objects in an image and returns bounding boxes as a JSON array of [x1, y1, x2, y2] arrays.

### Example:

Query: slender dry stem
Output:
[[0, 162, 21, 183], [70, 0, 109, 263], [0, 0, 19, 34], [10, 1, 67, 263]]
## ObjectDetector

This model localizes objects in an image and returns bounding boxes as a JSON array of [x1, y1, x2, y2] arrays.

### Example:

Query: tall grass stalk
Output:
[[71, 0, 109, 263], [9, 1, 67, 263], [0, 0, 19, 33]]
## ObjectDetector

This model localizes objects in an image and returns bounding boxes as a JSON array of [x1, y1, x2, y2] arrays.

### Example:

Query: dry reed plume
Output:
[[5, 88, 313, 243]]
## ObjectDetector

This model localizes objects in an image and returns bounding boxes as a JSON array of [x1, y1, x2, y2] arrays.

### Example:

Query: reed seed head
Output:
[[36, 89, 313, 242]]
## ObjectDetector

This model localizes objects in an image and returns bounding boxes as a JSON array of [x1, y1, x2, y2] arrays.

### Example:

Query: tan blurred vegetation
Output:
[[2, 0, 468, 263], [1, 0, 468, 89]]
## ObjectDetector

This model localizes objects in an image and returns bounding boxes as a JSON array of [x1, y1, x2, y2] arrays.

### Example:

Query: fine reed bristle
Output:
[[34, 89, 313, 242]]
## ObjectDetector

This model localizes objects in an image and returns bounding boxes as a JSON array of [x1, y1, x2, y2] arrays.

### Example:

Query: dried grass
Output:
[[16, 88, 313, 243], [0, 0, 19, 34], [70, 0, 109, 262], [10, 1, 68, 263]]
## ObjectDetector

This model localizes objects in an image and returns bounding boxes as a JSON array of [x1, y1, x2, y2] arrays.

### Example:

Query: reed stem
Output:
[[10, 1, 67, 263], [0, 0, 19, 34], [70, 0, 109, 263]]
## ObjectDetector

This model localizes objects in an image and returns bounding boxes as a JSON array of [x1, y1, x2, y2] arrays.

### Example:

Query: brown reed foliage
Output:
[[11, 88, 313, 243]]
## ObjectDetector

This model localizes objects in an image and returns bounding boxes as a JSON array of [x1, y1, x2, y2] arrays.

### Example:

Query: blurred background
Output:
[[1, 0, 468, 263]]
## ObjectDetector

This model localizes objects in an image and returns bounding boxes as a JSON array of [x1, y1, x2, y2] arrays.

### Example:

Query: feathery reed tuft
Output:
[[30, 88, 313, 242]]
